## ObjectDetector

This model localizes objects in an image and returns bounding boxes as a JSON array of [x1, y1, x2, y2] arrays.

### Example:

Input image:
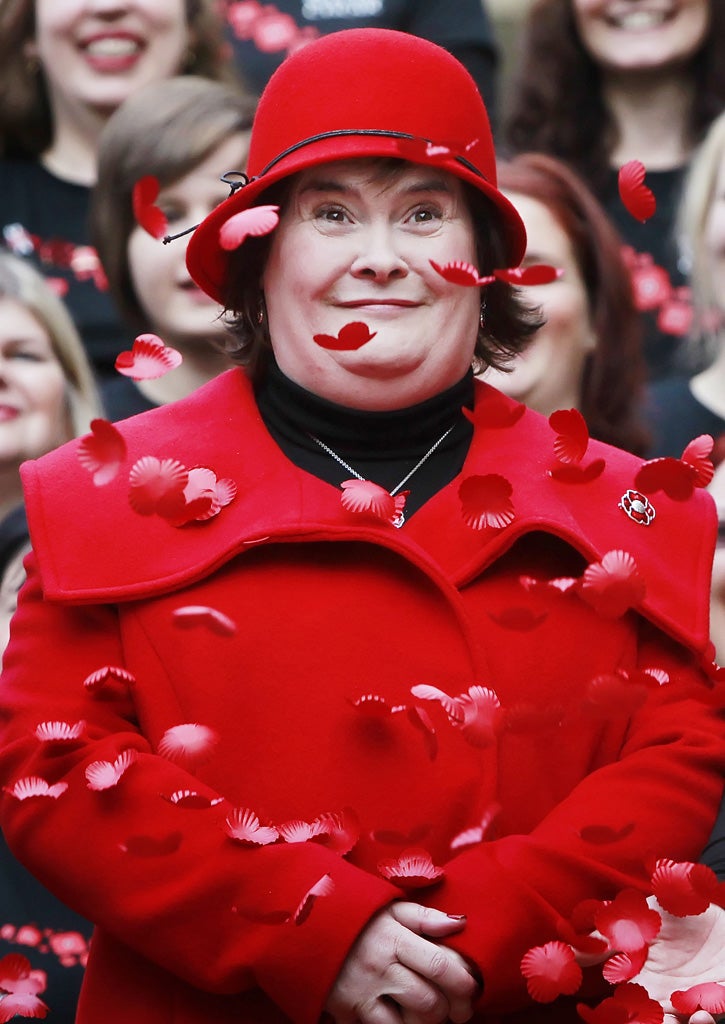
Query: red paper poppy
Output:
[[377, 848, 444, 888], [657, 288, 694, 336], [650, 858, 719, 917], [164, 789, 223, 810], [549, 459, 606, 484], [618, 161, 657, 223], [132, 175, 168, 239], [595, 889, 661, 953], [34, 720, 85, 742], [278, 819, 321, 844], [293, 873, 335, 925], [429, 259, 495, 286], [520, 941, 583, 1003], [158, 723, 218, 765], [579, 550, 646, 619], [602, 946, 647, 984], [549, 408, 590, 464], [115, 333, 182, 381], [635, 434, 714, 500], [577, 982, 664, 1024], [456, 685, 502, 747], [312, 809, 360, 856], [459, 473, 515, 530], [128, 456, 188, 517], [83, 665, 136, 693], [671, 983, 725, 1016], [171, 605, 238, 636], [0, 952, 49, 1022], [410, 683, 465, 723], [225, 808, 279, 846], [218, 204, 280, 250], [340, 479, 406, 526], [118, 833, 182, 857], [628, 256, 671, 312], [463, 396, 526, 429], [313, 321, 377, 351], [77, 418, 127, 485], [450, 804, 500, 851], [5, 777, 67, 801], [494, 264, 562, 286], [85, 749, 138, 791]]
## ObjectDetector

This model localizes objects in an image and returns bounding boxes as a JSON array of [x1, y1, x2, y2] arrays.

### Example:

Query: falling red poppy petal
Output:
[[520, 941, 583, 1003], [459, 473, 515, 530], [6, 777, 68, 801], [671, 983, 725, 1016], [158, 723, 217, 764], [494, 264, 562, 285], [218, 204, 280, 250], [171, 605, 237, 636], [579, 550, 646, 618], [602, 946, 647, 984], [549, 458, 606, 484], [85, 749, 137, 791], [35, 721, 85, 742], [225, 808, 279, 846], [549, 408, 590, 464], [650, 858, 719, 917], [681, 434, 715, 487], [115, 333, 182, 381], [618, 160, 657, 223], [594, 889, 661, 952], [429, 259, 494, 286], [293, 873, 335, 925], [128, 456, 188, 516], [77, 419, 127, 485], [577, 982, 664, 1024], [83, 665, 136, 693], [132, 175, 168, 239], [635, 457, 699, 500], [313, 321, 377, 351], [340, 479, 396, 522], [164, 789, 223, 809], [377, 848, 444, 888]]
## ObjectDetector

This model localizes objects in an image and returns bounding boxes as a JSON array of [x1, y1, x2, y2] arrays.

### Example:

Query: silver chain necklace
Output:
[[309, 424, 455, 527]]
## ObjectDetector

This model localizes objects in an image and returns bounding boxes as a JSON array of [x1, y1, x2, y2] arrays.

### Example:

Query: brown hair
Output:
[[90, 75, 256, 332], [497, 152, 649, 455], [219, 159, 543, 380], [0, 0, 239, 159], [503, 0, 725, 192]]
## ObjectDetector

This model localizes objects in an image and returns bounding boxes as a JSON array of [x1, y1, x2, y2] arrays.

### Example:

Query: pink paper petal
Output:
[[293, 873, 335, 925], [602, 946, 647, 984], [128, 456, 188, 516], [225, 808, 279, 846], [681, 434, 715, 487], [118, 832, 182, 857], [671, 983, 725, 1016], [618, 161, 657, 223], [459, 473, 515, 530], [115, 334, 183, 381], [340, 479, 397, 523], [277, 819, 320, 843], [348, 693, 406, 717], [410, 683, 465, 723], [311, 808, 360, 856], [163, 789, 223, 809], [34, 721, 85, 742], [0, 952, 44, 992], [549, 408, 590, 464], [579, 550, 646, 619], [429, 259, 494, 287], [158, 723, 217, 765], [313, 321, 377, 351], [0, 993, 49, 1022], [83, 665, 136, 693], [594, 889, 661, 953], [450, 804, 500, 850], [455, 685, 501, 747], [650, 858, 719, 917], [520, 941, 582, 1003], [635, 457, 698, 501], [6, 777, 67, 801], [377, 848, 444, 889], [171, 605, 237, 636], [132, 175, 168, 239], [85, 749, 137, 791], [218, 204, 280, 250], [577, 982, 664, 1024], [77, 419, 127, 485], [494, 264, 562, 285]]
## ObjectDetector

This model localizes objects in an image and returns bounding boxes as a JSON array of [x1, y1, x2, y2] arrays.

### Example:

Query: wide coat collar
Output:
[[21, 370, 716, 653]]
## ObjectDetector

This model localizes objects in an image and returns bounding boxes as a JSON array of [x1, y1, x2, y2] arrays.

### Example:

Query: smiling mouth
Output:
[[0, 406, 20, 422], [606, 8, 671, 30], [338, 299, 420, 308]]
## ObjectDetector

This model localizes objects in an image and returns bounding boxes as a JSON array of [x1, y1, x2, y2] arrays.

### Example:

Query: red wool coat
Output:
[[0, 370, 723, 1024]]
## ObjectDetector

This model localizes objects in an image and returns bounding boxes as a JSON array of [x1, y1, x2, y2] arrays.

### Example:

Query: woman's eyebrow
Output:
[[296, 176, 454, 197]]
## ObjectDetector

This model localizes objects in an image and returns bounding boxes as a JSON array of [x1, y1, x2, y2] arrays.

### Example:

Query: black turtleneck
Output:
[[255, 360, 474, 520]]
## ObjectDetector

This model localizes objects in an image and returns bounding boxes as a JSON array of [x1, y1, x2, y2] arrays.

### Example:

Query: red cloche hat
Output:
[[185, 28, 527, 304]]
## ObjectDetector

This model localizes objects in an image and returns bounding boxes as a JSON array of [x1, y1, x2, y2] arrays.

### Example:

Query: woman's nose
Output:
[[349, 225, 409, 281]]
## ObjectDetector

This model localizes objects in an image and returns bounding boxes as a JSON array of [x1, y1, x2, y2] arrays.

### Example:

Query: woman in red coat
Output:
[[0, 27, 723, 1024]]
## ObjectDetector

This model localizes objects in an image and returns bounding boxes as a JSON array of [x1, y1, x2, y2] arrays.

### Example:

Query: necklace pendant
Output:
[[392, 510, 405, 528]]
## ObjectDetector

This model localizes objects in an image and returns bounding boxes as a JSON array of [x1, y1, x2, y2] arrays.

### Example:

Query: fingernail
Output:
[[447, 913, 467, 920]]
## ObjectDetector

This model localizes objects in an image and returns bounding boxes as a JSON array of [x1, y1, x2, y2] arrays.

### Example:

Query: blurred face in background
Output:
[[0, 298, 70, 472], [704, 152, 725, 316], [572, 0, 710, 76], [483, 192, 596, 415], [127, 133, 251, 346], [28, 0, 191, 123]]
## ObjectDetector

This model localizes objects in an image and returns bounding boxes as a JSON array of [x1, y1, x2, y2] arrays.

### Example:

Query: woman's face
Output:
[[572, 0, 710, 76], [483, 193, 596, 416], [29, 0, 191, 122], [261, 160, 481, 410], [704, 153, 725, 315], [127, 133, 251, 346], [0, 298, 70, 471]]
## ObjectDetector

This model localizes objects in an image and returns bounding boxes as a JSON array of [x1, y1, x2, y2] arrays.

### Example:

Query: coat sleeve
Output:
[[0, 555, 400, 1024], [423, 617, 725, 1014]]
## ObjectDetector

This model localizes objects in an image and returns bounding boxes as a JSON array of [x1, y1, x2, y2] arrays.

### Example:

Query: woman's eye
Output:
[[158, 203, 186, 224], [11, 350, 45, 362], [316, 206, 349, 223], [409, 206, 441, 225]]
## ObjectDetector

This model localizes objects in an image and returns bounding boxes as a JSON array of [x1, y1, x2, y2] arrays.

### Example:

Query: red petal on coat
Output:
[[635, 457, 698, 500], [602, 946, 647, 984], [85, 750, 137, 791], [158, 723, 218, 765], [0, 993, 49, 1021], [218, 204, 280, 250], [578, 983, 665, 1024], [349, 693, 406, 717], [584, 671, 650, 716], [681, 434, 715, 487], [83, 665, 136, 693], [377, 848, 444, 889], [132, 175, 168, 240], [577, 822, 635, 845], [459, 473, 515, 530], [128, 456, 188, 516], [118, 833, 182, 857], [77, 419, 127, 485], [278, 819, 319, 843], [520, 941, 583, 1003], [580, 550, 646, 619], [6, 778, 67, 800], [225, 808, 279, 846], [450, 803, 500, 851], [171, 605, 238, 636], [312, 808, 360, 855], [594, 889, 661, 953], [164, 789, 223, 809], [313, 321, 377, 351], [410, 683, 464, 723], [488, 606, 548, 631], [464, 396, 526, 429], [618, 160, 657, 223], [650, 858, 719, 917], [428, 259, 494, 287], [34, 720, 85, 742], [494, 264, 562, 285], [549, 408, 590, 464], [115, 334, 183, 381], [340, 479, 396, 521], [671, 983, 725, 1016], [456, 685, 501, 747], [293, 873, 335, 925], [549, 458, 606, 484]]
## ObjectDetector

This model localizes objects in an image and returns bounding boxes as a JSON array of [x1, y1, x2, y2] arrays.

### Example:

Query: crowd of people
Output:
[[0, 2, 724, 1023]]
